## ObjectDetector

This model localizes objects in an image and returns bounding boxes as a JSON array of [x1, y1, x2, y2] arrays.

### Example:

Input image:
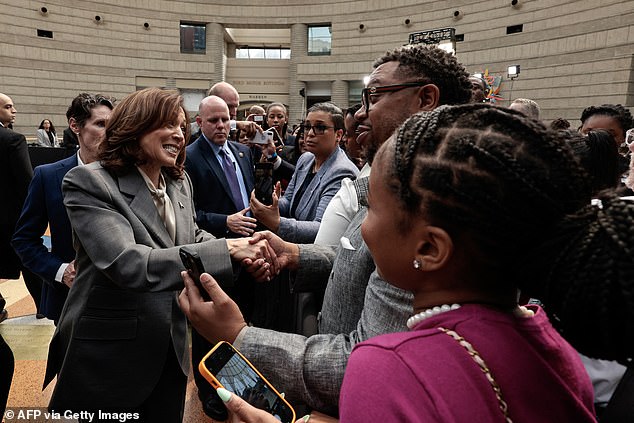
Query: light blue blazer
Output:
[[277, 147, 358, 243]]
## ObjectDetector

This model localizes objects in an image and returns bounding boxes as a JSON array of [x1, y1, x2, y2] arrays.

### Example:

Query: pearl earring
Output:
[[413, 259, 422, 270]]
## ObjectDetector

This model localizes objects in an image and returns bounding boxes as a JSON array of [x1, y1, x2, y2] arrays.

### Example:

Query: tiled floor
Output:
[[0, 276, 215, 423]]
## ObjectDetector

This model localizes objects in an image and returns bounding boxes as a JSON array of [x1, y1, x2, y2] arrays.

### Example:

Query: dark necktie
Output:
[[219, 148, 245, 210]]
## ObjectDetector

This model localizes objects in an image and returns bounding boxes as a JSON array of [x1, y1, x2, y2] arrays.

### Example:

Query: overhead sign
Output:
[[409, 28, 455, 45]]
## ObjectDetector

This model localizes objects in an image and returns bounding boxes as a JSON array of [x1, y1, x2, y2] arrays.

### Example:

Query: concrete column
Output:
[[289, 23, 307, 125], [206, 22, 226, 85], [331, 80, 349, 110]]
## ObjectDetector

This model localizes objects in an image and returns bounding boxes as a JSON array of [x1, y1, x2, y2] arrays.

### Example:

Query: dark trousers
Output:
[[21, 267, 43, 314], [79, 345, 187, 423], [0, 333, 14, 417]]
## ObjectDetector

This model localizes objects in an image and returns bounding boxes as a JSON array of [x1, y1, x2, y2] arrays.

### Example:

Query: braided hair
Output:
[[387, 103, 634, 362], [544, 193, 634, 363], [373, 45, 472, 106], [390, 105, 589, 289]]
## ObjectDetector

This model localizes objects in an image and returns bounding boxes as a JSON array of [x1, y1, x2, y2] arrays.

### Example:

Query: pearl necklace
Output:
[[407, 304, 461, 329]]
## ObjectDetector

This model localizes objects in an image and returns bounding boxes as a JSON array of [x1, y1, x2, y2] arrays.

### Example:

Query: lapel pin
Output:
[[239, 152, 244, 158], [178, 201, 185, 209]]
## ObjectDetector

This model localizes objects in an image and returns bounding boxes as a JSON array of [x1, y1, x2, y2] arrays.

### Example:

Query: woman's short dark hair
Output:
[[66, 93, 114, 128], [98, 88, 189, 179], [38, 118, 56, 134], [306, 102, 345, 131]]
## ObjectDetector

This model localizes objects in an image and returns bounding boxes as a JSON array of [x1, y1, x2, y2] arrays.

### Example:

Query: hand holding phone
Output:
[[250, 129, 274, 145], [254, 162, 274, 206], [179, 246, 211, 301], [199, 341, 296, 423]]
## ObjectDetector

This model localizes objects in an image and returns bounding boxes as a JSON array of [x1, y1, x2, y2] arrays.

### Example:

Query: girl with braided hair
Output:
[[338, 103, 599, 422]]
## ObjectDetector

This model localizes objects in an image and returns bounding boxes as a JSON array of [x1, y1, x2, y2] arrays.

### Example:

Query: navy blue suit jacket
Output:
[[185, 137, 254, 238], [12, 154, 77, 321]]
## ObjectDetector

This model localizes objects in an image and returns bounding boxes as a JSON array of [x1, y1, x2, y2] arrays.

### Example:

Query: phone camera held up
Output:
[[254, 162, 274, 205], [179, 246, 211, 301], [200, 341, 296, 423]]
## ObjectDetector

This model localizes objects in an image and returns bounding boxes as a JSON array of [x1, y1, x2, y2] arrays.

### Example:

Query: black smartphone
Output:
[[179, 246, 211, 301], [199, 341, 296, 423], [254, 162, 274, 205]]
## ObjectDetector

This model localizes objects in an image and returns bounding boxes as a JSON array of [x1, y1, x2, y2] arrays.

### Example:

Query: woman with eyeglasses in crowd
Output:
[[250, 102, 359, 244]]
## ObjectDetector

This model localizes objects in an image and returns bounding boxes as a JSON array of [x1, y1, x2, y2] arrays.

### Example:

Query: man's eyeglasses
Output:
[[302, 123, 334, 135], [361, 82, 430, 111]]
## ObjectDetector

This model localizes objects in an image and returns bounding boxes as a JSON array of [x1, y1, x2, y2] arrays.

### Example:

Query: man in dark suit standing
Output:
[[12, 93, 114, 324], [0, 92, 33, 417], [186, 95, 256, 238], [185, 95, 257, 419], [0, 93, 42, 316]]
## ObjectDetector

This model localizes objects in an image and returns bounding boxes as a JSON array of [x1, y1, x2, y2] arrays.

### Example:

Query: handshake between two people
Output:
[[179, 231, 300, 344]]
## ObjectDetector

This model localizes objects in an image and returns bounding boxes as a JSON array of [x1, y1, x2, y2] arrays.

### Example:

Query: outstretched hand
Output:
[[241, 231, 300, 279], [178, 271, 247, 344], [249, 183, 282, 232]]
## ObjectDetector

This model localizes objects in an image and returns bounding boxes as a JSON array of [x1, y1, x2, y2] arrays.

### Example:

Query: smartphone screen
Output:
[[179, 246, 211, 301], [250, 130, 274, 145], [200, 342, 296, 423], [254, 162, 273, 205]]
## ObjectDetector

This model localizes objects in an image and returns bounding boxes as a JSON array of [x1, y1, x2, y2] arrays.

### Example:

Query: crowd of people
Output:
[[1, 43, 633, 423]]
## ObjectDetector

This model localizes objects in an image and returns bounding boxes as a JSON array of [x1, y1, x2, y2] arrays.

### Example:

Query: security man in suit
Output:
[[0, 92, 33, 416], [12, 93, 114, 324], [0, 92, 43, 316], [185, 95, 257, 419]]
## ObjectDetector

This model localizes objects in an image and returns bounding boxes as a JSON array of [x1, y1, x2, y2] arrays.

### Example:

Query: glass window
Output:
[[308, 25, 331, 56], [265, 48, 281, 59], [249, 48, 265, 59], [236, 49, 249, 59], [180, 23, 206, 54], [235, 47, 291, 59]]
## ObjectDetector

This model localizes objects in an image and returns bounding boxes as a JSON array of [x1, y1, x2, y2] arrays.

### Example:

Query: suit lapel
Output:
[[198, 139, 236, 202], [166, 177, 192, 246], [118, 169, 173, 248], [55, 155, 78, 184], [294, 149, 337, 218]]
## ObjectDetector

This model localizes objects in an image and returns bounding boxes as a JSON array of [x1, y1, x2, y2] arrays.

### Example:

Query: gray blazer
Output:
[[277, 147, 358, 243], [36, 128, 58, 147], [45, 163, 233, 411], [237, 177, 413, 414]]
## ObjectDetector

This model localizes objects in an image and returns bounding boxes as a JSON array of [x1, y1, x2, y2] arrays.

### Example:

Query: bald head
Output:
[[207, 82, 239, 119], [0, 93, 17, 127], [509, 98, 541, 120], [197, 96, 231, 146]]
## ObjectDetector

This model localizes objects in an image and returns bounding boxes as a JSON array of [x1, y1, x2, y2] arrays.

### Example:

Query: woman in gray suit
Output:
[[36, 118, 58, 147], [44, 88, 275, 422]]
